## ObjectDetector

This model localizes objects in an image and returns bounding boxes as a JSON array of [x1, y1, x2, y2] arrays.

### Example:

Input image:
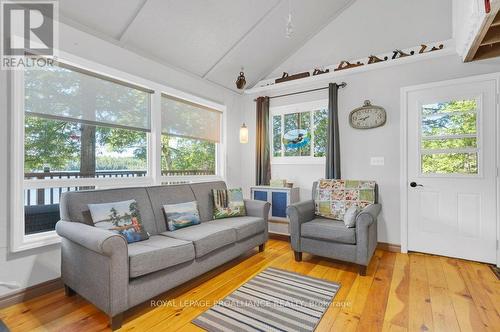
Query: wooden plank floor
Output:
[[1, 239, 499, 332]]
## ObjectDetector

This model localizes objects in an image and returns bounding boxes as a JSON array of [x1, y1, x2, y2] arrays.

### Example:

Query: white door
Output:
[[406, 77, 497, 263]]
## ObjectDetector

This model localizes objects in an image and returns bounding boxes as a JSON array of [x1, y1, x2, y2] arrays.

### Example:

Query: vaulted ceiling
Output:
[[59, 0, 355, 92]]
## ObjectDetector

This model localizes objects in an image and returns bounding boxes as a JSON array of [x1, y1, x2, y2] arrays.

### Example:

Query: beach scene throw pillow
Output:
[[163, 201, 201, 231]]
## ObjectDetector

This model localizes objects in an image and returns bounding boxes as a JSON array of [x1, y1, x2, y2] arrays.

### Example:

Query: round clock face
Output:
[[349, 107, 386, 129]]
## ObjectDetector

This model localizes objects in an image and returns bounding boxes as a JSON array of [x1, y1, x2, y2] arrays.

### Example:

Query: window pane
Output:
[[273, 115, 282, 157], [161, 135, 216, 176], [313, 109, 328, 157], [421, 153, 478, 174], [24, 117, 148, 178], [421, 100, 476, 116], [25, 65, 151, 131], [421, 137, 477, 150], [24, 186, 95, 235], [161, 94, 221, 142], [283, 112, 311, 156], [421, 112, 477, 136]]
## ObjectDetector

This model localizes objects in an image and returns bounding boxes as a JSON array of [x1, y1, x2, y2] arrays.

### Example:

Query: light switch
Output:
[[370, 157, 385, 166]]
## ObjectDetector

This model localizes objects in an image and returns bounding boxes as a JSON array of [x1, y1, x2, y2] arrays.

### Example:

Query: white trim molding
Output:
[[10, 50, 227, 252]]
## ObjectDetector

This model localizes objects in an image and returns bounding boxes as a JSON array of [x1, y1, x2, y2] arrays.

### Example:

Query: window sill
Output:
[[11, 231, 61, 252], [271, 157, 326, 165]]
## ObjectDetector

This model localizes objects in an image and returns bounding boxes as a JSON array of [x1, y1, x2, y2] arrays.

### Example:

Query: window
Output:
[[12, 56, 225, 251], [271, 101, 328, 162], [161, 94, 221, 176], [420, 99, 479, 175], [21, 63, 152, 238]]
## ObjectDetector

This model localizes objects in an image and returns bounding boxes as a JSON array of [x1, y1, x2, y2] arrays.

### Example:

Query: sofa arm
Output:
[[56, 220, 127, 256], [287, 200, 315, 251], [244, 199, 271, 221], [355, 203, 381, 266], [56, 220, 129, 317]]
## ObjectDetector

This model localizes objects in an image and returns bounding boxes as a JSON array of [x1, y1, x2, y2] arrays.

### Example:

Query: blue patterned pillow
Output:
[[163, 201, 201, 231], [88, 199, 149, 243]]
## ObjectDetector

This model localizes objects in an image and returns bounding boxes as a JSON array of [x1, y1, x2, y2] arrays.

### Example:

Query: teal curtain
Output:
[[255, 96, 271, 185]]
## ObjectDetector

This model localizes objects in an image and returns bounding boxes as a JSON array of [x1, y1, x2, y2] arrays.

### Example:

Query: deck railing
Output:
[[24, 169, 214, 206]]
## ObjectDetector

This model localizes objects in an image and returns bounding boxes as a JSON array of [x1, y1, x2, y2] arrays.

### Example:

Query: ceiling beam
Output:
[[248, 0, 357, 88], [118, 0, 149, 44], [201, 0, 283, 79]]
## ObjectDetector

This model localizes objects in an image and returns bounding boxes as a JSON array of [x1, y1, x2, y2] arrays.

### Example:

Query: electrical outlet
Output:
[[370, 157, 385, 166]]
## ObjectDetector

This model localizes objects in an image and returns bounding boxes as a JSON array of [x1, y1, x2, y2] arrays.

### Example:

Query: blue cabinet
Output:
[[250, 186, 300, 226]]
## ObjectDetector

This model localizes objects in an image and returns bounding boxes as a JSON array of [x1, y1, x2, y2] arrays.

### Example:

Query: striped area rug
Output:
[[192, 267, 340, 332]]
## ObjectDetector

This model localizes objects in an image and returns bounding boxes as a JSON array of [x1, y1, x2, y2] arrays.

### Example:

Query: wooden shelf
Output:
[[480, 26, 500, 46], [474, 43, 500, 60], [245, 40, 455, 95]]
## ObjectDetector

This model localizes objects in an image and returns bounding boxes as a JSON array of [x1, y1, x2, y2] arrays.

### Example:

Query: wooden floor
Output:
[[1, 239, 499, 332]]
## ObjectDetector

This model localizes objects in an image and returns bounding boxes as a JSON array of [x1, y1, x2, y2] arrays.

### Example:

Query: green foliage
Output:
[[421, 100, 478, 174], [313, 109, 328, 157], [161, 135, 215, 173]]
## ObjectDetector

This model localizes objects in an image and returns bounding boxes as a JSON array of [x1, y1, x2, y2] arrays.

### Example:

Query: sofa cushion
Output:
[[190, 181, 227, 222], [128, 235, 195, 278], [210, 216, 265, 240], [301, 218, 356, 244], [146, 184, 197, 233], [60, 187, 158, 235], [161, 223, 236, 257]]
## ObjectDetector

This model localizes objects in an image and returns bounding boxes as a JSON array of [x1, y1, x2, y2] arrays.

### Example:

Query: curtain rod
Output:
[[253, 82, 347, 102]]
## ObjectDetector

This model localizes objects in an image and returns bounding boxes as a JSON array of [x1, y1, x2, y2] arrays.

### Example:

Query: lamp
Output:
[[239, 123, 248, 144]]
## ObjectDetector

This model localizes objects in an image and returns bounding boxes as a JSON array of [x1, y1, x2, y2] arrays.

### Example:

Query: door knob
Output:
[[410, 182, 423, 188]]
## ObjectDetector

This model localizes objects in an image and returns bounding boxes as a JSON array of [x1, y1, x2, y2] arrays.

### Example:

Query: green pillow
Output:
[[212, 188, 246, 219]]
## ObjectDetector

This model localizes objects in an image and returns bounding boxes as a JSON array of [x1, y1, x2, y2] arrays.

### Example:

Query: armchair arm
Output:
[[56, 220, 127, 256], [355, 203, 381, 266], [56, 220, 128, 317], [355, 204, 381, 228], [287, 200, 315, 251], [244, 199, 271, 221]]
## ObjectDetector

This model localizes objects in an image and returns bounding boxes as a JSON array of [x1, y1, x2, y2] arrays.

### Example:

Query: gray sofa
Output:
[[55, 181, 270, 330], [287, 182, 381, 275]]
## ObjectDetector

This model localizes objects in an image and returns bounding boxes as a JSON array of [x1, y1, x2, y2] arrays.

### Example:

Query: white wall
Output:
[[241, 54, 500, 245], [269, 0, 453, 79], [0, 22, 243, 296]]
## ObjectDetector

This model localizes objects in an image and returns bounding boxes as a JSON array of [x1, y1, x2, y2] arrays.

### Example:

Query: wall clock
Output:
[[349, 100, 387, 129]]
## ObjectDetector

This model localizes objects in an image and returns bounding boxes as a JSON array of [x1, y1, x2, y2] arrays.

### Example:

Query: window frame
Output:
[[270, 100, 328, 165], [417, 94, 483, 178], [11, 51, 226, 252]]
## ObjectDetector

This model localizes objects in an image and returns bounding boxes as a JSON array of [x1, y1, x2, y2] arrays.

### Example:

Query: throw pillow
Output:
[[344, 205, 360, 228], [315, 179, 376, 221], [88, 199, 149, 243], [163, 201, 201, 231], [213, 188, 246, 219]]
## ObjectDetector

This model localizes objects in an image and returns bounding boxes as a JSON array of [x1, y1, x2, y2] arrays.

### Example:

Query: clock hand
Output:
[[359, 116, 370, 121]]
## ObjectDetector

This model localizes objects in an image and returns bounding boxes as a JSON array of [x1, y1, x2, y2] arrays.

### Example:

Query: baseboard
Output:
[[0, 278, 62, 309], [377, 242, 401, 253], [269, 235, 401, 253], [269, 233, 290, 242]]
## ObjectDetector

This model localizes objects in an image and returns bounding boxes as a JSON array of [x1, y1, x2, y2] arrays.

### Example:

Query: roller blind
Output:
[[161, 94, 221, 143], [24, 63, 152, 132]]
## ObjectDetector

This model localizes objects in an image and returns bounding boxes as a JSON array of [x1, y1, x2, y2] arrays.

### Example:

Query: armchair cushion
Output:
[[128, 235, 195, 278], [301, 218, 356, 244]]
